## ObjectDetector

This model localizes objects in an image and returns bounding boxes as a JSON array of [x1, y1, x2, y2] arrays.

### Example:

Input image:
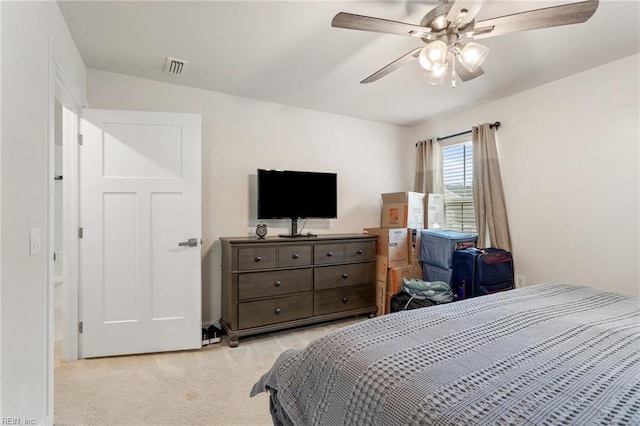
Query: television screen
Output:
[[257, 169, 337, 220]]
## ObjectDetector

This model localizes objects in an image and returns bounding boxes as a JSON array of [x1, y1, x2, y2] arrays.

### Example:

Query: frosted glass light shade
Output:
[[459, 42, 489, 72], [419, 41, 448, 71], [423, 62, 448, 85]]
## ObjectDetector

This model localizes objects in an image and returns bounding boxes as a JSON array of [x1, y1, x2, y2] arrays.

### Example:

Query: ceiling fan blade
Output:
[[332, 12, 433, 39], [455, 60, 484, 82], [471, 0, 599, 39], [361, 47, 422, 84], [446, 0, 487, 27]]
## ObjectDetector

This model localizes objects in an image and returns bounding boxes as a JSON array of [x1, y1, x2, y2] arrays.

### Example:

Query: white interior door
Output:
[[79, 109, 201, 358]]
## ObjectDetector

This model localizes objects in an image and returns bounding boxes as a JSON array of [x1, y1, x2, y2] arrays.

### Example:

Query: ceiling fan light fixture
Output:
[[418, 40, 448, 71], [458, 42, 489, 73], [423, 62, 449, 85]]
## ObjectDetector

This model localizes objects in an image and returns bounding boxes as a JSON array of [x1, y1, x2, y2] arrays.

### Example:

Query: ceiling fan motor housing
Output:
[[420, 2, 474, 46]]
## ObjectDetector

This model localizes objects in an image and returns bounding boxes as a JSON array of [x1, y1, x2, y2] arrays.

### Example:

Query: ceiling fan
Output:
[[331, 0, 599, 86]]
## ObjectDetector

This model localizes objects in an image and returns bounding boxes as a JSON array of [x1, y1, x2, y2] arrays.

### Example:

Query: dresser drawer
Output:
[[278, 245, 312, 268], [314, 243, 344, 265], [314, 262, 375, 290], [238, 294, 313, 329], [314, 285, 374, 316], [344, 241, 376, 263], [237, 247, 277, 270], [238, 269, 312, 301]]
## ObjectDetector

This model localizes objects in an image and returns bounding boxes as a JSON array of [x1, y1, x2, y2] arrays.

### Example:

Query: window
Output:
[[442, 141, 476, 233]]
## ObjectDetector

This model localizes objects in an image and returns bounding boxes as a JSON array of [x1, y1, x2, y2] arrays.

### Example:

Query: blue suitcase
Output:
[[451, 248, 514, 299]]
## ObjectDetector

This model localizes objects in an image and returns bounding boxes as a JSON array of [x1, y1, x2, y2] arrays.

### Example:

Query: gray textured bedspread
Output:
[[251, 284, 640, 425]]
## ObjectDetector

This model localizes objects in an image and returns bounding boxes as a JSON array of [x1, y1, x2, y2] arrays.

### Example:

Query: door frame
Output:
[[46, 37, 87, 421]]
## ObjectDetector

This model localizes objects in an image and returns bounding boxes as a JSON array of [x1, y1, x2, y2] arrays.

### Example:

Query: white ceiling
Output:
[[58, 1, 639, 127]]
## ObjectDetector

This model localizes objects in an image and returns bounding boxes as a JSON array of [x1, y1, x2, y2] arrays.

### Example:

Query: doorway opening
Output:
[[52, 99, 79, 363]]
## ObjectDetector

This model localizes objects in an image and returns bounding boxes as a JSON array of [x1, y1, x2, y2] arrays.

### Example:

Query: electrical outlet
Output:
[[516, 275, 525, 288]]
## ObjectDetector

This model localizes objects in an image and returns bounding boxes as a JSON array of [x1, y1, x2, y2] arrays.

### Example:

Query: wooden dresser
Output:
[[220, 234, 377, 346]]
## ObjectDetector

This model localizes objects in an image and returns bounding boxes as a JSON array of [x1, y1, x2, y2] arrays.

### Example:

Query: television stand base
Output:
[[278, 233, 317, 238]]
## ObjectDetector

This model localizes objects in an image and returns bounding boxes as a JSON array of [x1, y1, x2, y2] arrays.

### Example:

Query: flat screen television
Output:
[[257, 169, 337, 237]]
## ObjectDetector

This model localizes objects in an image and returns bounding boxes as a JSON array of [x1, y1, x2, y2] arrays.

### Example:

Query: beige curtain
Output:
[[472, 123, 511, 250], [414, 138, 443, 194]]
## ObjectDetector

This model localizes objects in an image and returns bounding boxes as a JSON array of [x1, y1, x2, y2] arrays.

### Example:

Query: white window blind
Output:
[[442, 141, 477, 233]]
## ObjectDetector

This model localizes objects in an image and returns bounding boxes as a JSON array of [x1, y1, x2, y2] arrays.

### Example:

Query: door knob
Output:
[[178, 238, 198, 247]]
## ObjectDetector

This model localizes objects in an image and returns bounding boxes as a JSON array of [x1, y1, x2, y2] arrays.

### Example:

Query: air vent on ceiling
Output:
[[164, 57, 189, 76]]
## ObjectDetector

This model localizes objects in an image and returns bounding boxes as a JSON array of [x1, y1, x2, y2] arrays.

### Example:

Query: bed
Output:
[[251, 284, 640, 425]]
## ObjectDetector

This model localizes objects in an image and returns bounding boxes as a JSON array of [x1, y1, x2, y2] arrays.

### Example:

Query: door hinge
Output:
[[78, 227, 84, 239], [78, 321, 83, 334], [78, 134, 84, 145], [53, 252, 57, 262]]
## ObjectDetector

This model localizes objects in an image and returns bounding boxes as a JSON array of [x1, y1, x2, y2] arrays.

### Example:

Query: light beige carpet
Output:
[[54, 304, 363, 425]]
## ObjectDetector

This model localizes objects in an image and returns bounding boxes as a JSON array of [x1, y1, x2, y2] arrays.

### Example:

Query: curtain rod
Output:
[[438, 121, 501, 142], [416, 121, 501, 146]]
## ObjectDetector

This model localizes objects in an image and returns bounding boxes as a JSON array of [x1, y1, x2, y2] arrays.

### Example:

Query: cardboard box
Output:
[[387, 263, 423, 295], [381, 192, 425, 229], [409, 229, 423, 265], [376, 255, 389, 282], [363, 228, 409, 268], [427, 193, 445, 229], [376, 282, 386, 316]]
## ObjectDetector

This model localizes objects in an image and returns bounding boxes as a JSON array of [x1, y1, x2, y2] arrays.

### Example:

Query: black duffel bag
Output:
[[390, 292, 436, 312]]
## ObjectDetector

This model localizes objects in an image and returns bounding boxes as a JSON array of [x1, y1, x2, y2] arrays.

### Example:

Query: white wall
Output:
[[408, 54, 640, 295], [86, 68, 410, 323], [1, 0, 86, 422]]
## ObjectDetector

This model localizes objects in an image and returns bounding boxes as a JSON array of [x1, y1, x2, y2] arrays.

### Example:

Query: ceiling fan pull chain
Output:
[[452, 57, 457, 88]]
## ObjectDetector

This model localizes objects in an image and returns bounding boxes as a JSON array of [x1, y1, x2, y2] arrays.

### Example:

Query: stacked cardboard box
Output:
[[381, 192, 425, 229], [364, 191, 426, 315]]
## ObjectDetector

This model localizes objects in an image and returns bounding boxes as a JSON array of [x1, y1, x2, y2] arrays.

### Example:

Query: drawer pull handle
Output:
[[342, 273, 349, 279], [342, 297, 348, 303], [254, 256, 262, 262], [275, 308, 281, 314], [327, 251, 333, 257], [357, 249, 363, 255], [292, 253, 299, 259], [274, 280, 281, 287]]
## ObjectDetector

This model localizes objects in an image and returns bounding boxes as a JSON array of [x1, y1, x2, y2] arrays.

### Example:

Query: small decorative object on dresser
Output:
[[220, 234, 377, 347]]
